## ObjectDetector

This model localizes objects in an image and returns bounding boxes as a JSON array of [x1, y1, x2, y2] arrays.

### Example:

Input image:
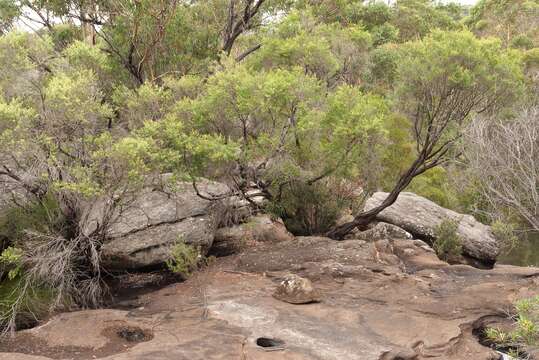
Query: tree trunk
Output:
[[326, 151, 431, 239]]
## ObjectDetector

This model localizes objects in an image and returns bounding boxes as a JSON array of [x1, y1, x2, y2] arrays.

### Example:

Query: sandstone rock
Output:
[[273, 273, 320, 304], [365, 192, 499, 265], [88, 179, 230, 271], [211, 214, 294, 256], [345, 222, 413, 241], [4, 237, 538, 360]]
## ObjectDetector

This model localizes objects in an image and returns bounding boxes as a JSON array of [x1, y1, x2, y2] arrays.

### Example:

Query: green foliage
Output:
[[0, 194, 65, 243], [408, 167, 456, 209], [0, 0, 534, 332], [484, 326, 511, 344], [523, 47, 539, 68], [0, 247, 22, 280], [467, 0, 539, 48], [433, 219, 463, 261], [491, 221, 519, 250], [0, 0, 19, 34], [395, 30, 525, 134], [367, 44, 399, 92], [485, 295, 539, 354], [391, 0, 461, 41], [166, 241, 200, 278], [374, 116, 412, 189], [49, 24, 82, 50], [511, 34, 534, 50], [371, 23, 399, 46], [0, 31, 54, 98], [63, 41, 112, 80], [267, 180, 353, 236], [0, 277, 53, 331], [251, 10, 372, 84]]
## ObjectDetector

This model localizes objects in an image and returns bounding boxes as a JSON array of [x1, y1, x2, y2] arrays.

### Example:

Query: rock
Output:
[[379, 348, 419, 360], [345, 222, 413, 241], [272, 273, 320, 304], [4, 236, 539, 360], [210, 214, 294, 256], [89, 179, 230, 271], [365, 192, 499, 265]]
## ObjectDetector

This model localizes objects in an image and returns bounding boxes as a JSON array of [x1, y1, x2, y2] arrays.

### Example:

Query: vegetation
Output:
[[491, 221, 519, 251], [485, 295, 539, 357], [0, 0, 536, 333], [166, 241, 200, 279], [433, 219, 463, 261]]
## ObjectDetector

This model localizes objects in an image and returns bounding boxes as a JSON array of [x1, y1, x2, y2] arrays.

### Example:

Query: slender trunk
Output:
[[327, 151, 427, 239]]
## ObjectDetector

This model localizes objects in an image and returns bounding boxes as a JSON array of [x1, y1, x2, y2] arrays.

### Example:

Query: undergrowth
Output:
[[485, 296, 539, 359], [433, 219, 463, 261]]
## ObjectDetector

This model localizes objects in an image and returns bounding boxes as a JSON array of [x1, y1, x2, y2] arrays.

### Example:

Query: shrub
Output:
[[408, 167, 456, 209], [0, 193, 66, 244], [510, 34, 534, 50], [485, 295, 539, 357], [491, 220, 519, 251], [267, 179, 361, 236], [166, 241, 200, 279], [0, 194, 105, 334], [0, 247, 54, 334], [0, 278, 54, 333], [433, 219, 463, 261]]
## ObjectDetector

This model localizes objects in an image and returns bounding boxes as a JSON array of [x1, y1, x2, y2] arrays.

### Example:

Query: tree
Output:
[[391, 0, 461, 41], [249, 9, 372, 86], [465, 106, 539, 231], [466, 0, 539, 48], [327, 30, 525, 239]]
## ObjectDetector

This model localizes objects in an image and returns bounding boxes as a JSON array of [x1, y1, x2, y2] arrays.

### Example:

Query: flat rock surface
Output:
[[1, 237, 538, 360]]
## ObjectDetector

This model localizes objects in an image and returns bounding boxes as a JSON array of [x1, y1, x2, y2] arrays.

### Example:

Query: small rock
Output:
[[211, 214, 294, 256], [273, 274, 320, 304], [345, 222, 412, 241]]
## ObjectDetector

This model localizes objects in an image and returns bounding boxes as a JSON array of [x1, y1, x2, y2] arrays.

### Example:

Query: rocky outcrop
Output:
[[365, 192, 500, 265], [2, 236, 538, 360], [89, 179, 230, 271], [210, 214, 294, 256]]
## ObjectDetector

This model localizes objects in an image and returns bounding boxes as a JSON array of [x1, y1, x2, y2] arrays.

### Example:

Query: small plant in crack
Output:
[[484, 296, 539, 359]]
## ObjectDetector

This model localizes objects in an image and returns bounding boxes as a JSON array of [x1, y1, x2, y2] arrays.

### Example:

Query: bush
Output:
[[433, 219, 463, 261], [0, 246, 55, 334], [0, 193, 66, 245], [510, 34, 534, 50], [166, 241, 200, 279], [0, 278, 53, 333], [0, 193, 106, 334], [491, 220, 519, 251], [267, 179, 361, 236], [408, 167, 456, 209]]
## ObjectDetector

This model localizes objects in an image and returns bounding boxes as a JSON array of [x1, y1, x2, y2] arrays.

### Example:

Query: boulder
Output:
[[88, 179, 230, 271], [364, 192, 499, 265], [272, 273, 320, 304], [210, 214, 294, 256]]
